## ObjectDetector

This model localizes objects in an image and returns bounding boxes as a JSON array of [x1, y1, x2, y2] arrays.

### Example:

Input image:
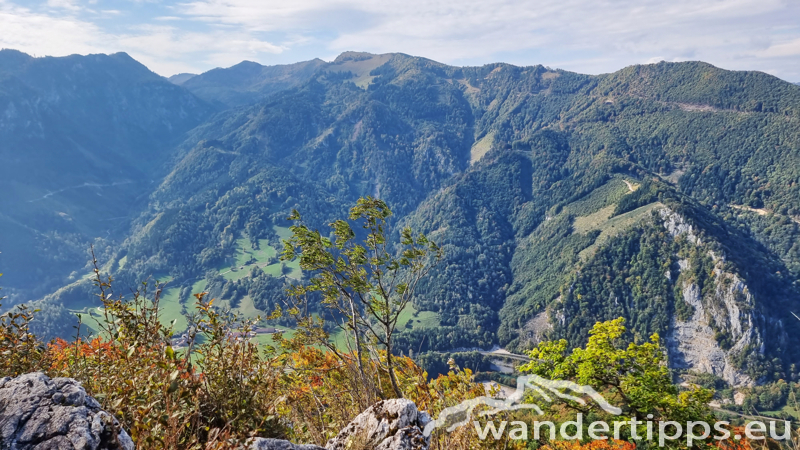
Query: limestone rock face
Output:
[[0, 372, 134, 450], [325, 399, 431, 450], [249, 399, 431, 450], [668, 282, 755, 386], [660, 208, 775, 387], [248, 438, 325, 450]]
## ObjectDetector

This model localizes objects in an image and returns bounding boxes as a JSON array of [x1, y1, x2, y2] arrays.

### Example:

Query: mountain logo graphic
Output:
[[422, 374, 622, 437]]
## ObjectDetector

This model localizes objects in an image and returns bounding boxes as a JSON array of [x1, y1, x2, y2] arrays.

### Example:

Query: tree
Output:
[[520, 318, 713, 425], [280, 196, 441, 398]]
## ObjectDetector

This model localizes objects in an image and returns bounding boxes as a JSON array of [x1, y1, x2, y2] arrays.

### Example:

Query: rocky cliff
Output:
[[661, 208, 779, 386]]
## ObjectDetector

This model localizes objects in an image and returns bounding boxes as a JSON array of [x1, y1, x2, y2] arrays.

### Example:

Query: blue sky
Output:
[[2, 0, 800, 81]]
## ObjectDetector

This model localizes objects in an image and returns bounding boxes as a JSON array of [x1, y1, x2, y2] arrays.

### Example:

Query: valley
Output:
[[2, 50, 800, 417]]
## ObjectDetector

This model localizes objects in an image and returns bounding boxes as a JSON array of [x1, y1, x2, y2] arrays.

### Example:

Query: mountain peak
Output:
[[230, 60, 264, 70], [0, 49, 34, 71], [0, 48, 32, 58], [109, 51, 134, 60], [177, 57, 326, 107]]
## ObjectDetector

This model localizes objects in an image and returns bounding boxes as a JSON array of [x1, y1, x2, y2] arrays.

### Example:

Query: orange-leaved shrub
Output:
[[541, 439, 636, 450], [1, 261, 510, 449], [2, 263, 287, 449]]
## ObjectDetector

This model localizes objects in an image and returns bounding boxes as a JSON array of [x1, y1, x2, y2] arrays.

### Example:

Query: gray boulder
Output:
[[0, 372, 134, 450], [248, 438, 325, 450], [325, 399, 431, 450]]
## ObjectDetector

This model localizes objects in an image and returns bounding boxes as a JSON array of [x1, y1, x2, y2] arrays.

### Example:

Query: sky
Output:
[[1, 0, 800, 82]]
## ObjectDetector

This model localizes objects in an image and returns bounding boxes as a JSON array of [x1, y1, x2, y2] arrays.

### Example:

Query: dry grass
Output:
[[573, 205, 617, 234], [470, 132, 495, 164]]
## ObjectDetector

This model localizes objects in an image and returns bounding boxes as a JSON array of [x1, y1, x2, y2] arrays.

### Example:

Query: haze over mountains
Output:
[[170, 59, 326, 108], [0, 49, 214, 298], [3, 49, 800, 386]]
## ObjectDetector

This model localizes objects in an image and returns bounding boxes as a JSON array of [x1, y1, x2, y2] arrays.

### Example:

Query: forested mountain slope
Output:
[[178, 58, 326, 107], [11, 51, 800, 385], [0, 50, 215, 300]]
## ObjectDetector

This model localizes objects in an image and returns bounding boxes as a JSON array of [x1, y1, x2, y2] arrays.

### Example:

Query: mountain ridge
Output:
[[0, 49, 215, 299], [178, 58, 327, 107]]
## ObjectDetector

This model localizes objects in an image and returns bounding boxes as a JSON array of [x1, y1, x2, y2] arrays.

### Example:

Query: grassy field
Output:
[[564, 177, 635, 217], [157, 287, 187, 332], [558, 176, 661, 261], [71, 284, 439, 355], [253, 329, 295, 347], [273, 225, 293, 241], [261, 260, 301, 279], [73, 308, 103, 336], [577, 202, 665, 260], [405, 311, 440, 329], [329, 303, 441, 350], [330, 328, 351, 351], [155, 227, 301, 336], [191, 279, 208, 296], [573, 205, 616, 234], [759, 405, 800, 420], [214, 295, 265, 320], [68, 284, 188, 336], [221, 231, 301, 282], [73, 225, 304, 347], [233, 238, 276, 266]]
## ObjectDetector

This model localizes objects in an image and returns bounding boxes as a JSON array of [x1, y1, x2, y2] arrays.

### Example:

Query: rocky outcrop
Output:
[[660, 208, 701, 244], [0, 371, 432, 450], [248, 399, 431, 450], [660, 209, 771, 386], [248, 439, 325, 450], [521, 310, 553, 348], [0, 372, 134, 450], [326, 399, 431, 450], [668, 281, 754, 386]]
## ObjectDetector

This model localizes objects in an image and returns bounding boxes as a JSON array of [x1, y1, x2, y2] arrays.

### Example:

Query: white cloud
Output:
[[46, 0, 82, 11], [173, 0, 800, 80], [762, 37, 800, 57], [2, 0, 800, 80], [0, 0, 104, 56], [112, 24, 285, 73], [0, 0, 286, 75]]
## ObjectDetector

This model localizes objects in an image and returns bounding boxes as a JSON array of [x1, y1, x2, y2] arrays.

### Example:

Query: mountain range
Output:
[[2, 49, 800, 387]]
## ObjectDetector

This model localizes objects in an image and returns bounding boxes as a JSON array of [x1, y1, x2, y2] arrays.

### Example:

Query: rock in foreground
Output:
[[249, 398, 431, 450], [0, 372, 134, 450], [326, 398, 430, 450], [248, 438, 325, 450]]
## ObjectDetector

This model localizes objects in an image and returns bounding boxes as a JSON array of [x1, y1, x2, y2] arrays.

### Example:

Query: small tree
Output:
[[280, 197, 441, 398], [520, 318, 713, 426]]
